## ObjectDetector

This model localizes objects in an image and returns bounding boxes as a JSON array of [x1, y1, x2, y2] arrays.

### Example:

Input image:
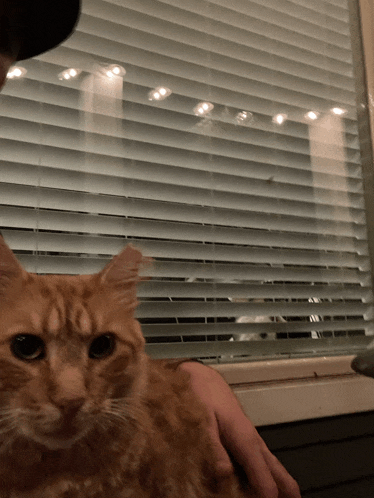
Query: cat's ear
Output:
[[0, 236, 26, 295], [98, 244, 150, 287]]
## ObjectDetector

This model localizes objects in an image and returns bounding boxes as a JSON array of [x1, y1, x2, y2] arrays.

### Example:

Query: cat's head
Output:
[[0, 237, 149, 451]]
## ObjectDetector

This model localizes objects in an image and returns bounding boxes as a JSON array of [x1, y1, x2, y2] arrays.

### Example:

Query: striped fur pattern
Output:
[[0, 238, 246, 498]]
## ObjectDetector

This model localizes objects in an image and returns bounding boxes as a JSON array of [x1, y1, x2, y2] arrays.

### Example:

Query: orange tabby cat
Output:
[[0, 238, 247, 498]]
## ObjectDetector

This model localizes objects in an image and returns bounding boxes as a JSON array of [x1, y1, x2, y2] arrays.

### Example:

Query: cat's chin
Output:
[[21, 425, 90, 450]]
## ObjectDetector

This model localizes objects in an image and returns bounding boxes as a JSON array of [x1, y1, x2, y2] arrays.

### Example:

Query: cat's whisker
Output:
[[107, 402, 145, 418], [101, 410, 132, 425]]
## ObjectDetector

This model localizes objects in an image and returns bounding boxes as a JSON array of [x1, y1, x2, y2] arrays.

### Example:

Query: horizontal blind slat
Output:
[[105, 0, 352, 59], [78, 15, 354, 90], [61, 34, 357, 109], [0, 179, 365, 222], [0, 207, 369, 268], [137, 301, 369, 318], [0, 135, 363, 183], [82, 3, 352, 75], [0, 105, 360, 159], [141, 320, 371, 337], [137, 281, 372, 300], [155, 0, 351, 45], [0, 185, 367, 239], [0, 92, 360, 151], [0, 117, 360, 168], [1, 205, 367, 254], [222, 0, 349, 27], [1, 223, 369, 267], [14, 254, 370, 285], [144, 336, 370, 360], [6, 63, 359, 129], [0, 158, 365, 198]]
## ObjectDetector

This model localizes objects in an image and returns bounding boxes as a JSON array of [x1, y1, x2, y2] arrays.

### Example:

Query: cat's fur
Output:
[[0, 238, 246, 498]]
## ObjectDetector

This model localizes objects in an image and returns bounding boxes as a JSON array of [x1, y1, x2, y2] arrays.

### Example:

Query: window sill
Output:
[[212, 356, 374, 426]]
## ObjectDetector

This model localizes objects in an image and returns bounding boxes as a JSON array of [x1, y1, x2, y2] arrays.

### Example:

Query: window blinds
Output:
[[0, 0, 373, 362]]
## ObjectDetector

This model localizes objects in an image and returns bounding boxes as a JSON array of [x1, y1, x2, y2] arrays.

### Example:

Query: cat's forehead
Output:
[[32, 273, 94, 297], [0, 273, 98, 338], [1, 270, 137, 341]]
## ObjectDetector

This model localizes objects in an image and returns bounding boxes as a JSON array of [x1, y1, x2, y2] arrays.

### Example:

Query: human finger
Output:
[[261, 445, 301, 498], [219, 417, 279, 498], [206, 410, 235, 477]]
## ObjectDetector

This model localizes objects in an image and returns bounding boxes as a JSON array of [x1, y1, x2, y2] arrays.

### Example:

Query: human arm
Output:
[[179, 360, 301, 498]]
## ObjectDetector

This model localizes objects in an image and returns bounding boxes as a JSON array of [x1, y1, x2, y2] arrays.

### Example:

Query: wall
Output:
[[258, 411, 374, 497]]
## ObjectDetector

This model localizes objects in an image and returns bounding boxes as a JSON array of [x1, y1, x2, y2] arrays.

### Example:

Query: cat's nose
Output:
[[56, 398, 85, 418]]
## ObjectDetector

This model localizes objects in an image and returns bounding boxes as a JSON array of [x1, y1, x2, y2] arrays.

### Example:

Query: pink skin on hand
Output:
[[179, 361, 301, 498]]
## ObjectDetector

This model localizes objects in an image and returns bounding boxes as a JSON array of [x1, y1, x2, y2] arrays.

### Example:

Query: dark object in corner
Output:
[[0, 0, 80, 61], [351, 349, 374, 378]]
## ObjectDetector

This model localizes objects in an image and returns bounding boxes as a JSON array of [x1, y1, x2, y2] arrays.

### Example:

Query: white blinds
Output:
[[0, 0, 373, 362]]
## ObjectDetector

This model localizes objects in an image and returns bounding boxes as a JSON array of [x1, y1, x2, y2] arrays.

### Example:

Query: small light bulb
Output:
[[235, 111, 253, 125], [58, 68, 81, 81], [332, 107, 346, 115], [305, 111, 319, 120], [103, 64, 126, 78], [148, 86, 172, 101], [193, 102, 214, 116], [273, 113, 287, 125], [7, 66, 27, 79]]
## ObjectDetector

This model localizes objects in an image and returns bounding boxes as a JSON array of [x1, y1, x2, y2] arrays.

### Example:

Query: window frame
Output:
[[211, 0, 374, 425]]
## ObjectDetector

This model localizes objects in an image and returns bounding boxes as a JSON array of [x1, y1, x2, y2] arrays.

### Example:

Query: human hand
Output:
[[179, 361, 301, 498]]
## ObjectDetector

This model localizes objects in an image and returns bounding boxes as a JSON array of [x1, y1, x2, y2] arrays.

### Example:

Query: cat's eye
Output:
[[89, 334, 115, 359], [11, 335, 45, 361]]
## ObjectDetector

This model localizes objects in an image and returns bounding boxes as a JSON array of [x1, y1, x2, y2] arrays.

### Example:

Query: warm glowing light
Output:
[[7, 66, 27, 79], [103, 64, 126, 78], [332, 107, 346, 115], [273, 113, 287, 125], [235, 111, 253, 125], [58, 68, 81, 81], [148, 86, 172, 101], [305, 111, 319, 120], [193, 101, 214, 116]]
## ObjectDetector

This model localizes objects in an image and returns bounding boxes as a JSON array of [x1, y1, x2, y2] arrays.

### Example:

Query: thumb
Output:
[[206, 418, 234, 477]]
